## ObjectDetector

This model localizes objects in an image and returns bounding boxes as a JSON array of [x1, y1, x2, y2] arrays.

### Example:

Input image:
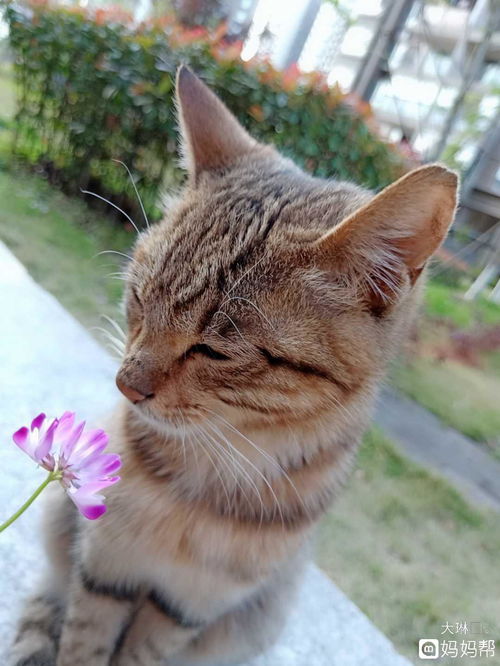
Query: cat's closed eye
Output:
[[186, 344, 230, 361], [131, 287, 142, 307]]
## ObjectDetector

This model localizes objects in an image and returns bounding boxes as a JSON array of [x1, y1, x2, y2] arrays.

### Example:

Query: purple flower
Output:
[[12, 412, 121, 520]]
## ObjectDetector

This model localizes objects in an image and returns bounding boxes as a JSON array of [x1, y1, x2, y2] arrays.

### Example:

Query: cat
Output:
[[11, 65, 458, 666]]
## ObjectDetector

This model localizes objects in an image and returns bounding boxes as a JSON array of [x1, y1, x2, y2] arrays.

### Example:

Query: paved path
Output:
[[0, 240, 410, 665], [376, 387, 500, 512]]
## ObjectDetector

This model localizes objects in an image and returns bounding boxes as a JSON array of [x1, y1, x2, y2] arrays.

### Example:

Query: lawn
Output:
[[318, 429, 500, 664], [393, 359, 500, 448], [392, 279, 500, 457], [0, 61, 132, 335], [0, 166, 133, 334], [0, 62, 16, 122]]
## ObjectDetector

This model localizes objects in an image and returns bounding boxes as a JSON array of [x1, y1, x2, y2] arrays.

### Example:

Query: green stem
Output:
[[0, 471, 58, 533]]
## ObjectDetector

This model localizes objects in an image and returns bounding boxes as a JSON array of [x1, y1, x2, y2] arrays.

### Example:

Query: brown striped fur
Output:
[[11, 66, 458, 666]]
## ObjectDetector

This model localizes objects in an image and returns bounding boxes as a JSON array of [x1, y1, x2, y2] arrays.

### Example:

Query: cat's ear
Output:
[[314, 165, 458, 307], [176, 65, 258, 179]]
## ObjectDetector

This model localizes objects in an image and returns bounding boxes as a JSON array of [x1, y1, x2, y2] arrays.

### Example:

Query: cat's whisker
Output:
[[206, 412, 307, 510], [200, 422, 260, 514], [201, 415, 285, 529], [176, 408, 187, 468], [95, 335, 124, 361], [91, 326, 126, 353], [101, 314, 126, 342], [106, 344, 124, 361], [224, 256, 266, 298], [191, 424, 232, 513], [106, 269, 129, 276], [96, 249, 135, 263], [212, 310, 247, 344], [202, 420, 265, 526], [81, 189, 141, 235], [221, 295, 275, 331], [106, 272, 129, 282], [204, 410, 305, 516], [323, 393, 359, 423], [112, 159, 150, 229], [104, 343, 123, 360], [185, 425, 201, 478], [194, 424, 243, 517]]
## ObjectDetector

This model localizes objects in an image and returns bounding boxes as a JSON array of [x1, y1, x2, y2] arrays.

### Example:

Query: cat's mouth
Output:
[[131, 400, 205, 434]]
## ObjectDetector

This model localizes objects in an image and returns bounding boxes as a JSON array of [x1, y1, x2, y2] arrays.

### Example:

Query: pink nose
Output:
[[116, 377, 148, 403]]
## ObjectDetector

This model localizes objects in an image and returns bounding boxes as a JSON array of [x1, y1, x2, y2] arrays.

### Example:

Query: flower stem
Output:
[[0, 472, 56, 533]]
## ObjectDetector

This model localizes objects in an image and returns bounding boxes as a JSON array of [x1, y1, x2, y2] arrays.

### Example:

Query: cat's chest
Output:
[[97, 474, 304, 588], [87, 495, 264, 616]]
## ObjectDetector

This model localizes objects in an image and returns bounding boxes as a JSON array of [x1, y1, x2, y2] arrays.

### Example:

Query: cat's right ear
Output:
[[175, 65, 258, 180]]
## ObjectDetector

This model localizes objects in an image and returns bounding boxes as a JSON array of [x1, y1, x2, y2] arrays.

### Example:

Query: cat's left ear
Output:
[[314, 165, 458, 305], [176, 65, 258, 179]]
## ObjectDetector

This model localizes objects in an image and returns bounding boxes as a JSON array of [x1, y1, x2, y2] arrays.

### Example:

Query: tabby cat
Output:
[[11, 66, 458, 666]]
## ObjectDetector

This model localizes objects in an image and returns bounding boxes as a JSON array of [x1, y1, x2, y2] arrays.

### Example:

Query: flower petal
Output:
[[67, 477, 119, 520], [53, 412, 75, 444], [68, 489, 107, 520], [77, 453, 122, 480], [30, 413, 46, 431], [69, 429, 109, 466], [34, 417, 58, 463], [12, 427, 32, 456], [59, 420, 86, 461], [81, 504, 107, 520]]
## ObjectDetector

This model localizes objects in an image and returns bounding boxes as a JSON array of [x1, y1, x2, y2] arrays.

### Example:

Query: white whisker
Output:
[[201, 421, 264, 523], [101, 314, 126, 342], [176, 408, 187, 467], [201, 416, 284, 528], [202, 408, 306, 514], [91, 327, 126, 355], [225, 256, 266, 297], [191, 424, 232, 512], [194, 424, 240, 516], [96, 249, 135, 262], [112, 159, 150, 229], [106, 273, 129, 282], [81, 189, 141, 235], [213, 310, 246, 343], [222, 295, 275, 330]]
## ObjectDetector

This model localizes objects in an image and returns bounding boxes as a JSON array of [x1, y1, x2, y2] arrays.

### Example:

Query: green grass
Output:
[[318, 429, 500, 664], [424, 281, 500, 329], [392, 359, 500, 449], [0, 63, 16, 122], [391, 280, 500, 451], [0, 62, 133, 334], [0, 166, 133, 333], [0, 63, 133, 338]]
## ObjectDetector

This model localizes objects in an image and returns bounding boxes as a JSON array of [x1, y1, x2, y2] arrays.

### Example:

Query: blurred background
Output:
[[0, 1, 499, 664]]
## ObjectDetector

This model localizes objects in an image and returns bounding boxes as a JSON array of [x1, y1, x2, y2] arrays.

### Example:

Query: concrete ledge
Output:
[[0, 242, 410, 665]]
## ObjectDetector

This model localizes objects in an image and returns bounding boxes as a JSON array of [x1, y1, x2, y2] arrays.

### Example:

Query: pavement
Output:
[[376, 387, 500, 512], [0, 239, 411, 664]]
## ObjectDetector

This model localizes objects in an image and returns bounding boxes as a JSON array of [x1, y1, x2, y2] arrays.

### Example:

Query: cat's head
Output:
[[116, 66, 457, 434]]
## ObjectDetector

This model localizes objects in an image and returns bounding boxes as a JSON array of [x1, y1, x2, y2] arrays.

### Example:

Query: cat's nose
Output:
[[116, 376, 151, 403], [116, 353, 160, 403]]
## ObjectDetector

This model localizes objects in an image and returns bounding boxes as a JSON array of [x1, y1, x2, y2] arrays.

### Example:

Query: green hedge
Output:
[[6, 2, 405, 222]]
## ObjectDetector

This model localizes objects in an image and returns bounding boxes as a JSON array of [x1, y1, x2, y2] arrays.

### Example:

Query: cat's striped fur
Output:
[[11, 66, 458, 666]]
